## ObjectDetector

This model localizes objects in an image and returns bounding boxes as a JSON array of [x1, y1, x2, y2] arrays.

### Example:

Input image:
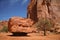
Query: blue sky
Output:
[[0, 0, 30, 20]]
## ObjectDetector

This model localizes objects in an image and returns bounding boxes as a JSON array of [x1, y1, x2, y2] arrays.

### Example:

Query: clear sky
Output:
[[0, 0, 30, 20]]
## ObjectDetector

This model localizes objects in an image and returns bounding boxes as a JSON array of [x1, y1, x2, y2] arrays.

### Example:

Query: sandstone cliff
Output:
[[27, 0, 38, 23], [27, 0, 60, 23], [27, 0, 60, 32]]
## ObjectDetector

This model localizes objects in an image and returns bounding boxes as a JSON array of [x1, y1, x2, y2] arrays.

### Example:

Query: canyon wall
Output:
[[27, 0, 60, 23], [27, 0, 60, 32], [27, 0, 38, 23]]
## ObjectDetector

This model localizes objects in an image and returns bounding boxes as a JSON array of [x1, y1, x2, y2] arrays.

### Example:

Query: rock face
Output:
[[27, 0, 38, 23], [27, 0, 60, 32], [8, 17, 35, 33], [27, 0, 60, 23]]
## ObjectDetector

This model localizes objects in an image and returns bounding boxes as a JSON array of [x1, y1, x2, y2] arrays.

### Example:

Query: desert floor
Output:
[[0, 32, 60, 40]]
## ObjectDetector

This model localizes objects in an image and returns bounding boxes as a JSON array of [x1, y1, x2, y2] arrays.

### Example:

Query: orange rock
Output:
[[27, 0, 60, 23], [8, 16, 34, 33]]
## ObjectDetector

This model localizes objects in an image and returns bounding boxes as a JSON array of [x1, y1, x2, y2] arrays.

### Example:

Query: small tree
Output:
[[35, 18, 53, 36]]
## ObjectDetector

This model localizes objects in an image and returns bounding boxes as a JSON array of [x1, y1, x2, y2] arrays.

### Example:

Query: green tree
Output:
[[35, 18, 53, 36]]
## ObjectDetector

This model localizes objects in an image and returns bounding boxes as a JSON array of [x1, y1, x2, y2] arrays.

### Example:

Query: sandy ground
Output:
[[0, 32, 60, 40]]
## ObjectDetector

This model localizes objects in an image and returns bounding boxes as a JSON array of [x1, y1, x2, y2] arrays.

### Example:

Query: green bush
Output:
[[34, 18, 54, 36], [35, 18, 53, 30], [0, 26, 8, 32]]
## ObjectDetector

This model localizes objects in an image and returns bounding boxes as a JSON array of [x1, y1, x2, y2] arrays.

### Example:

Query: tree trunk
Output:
[[44, 28, 46, 36], [44, 26, 46, 36]]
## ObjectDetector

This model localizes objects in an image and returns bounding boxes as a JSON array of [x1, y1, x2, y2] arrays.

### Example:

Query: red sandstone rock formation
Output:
[[27, 0, 60, 32], [27, 0, 60, 23], [8, 16, 35, 33], [27, 0, 38, 23]]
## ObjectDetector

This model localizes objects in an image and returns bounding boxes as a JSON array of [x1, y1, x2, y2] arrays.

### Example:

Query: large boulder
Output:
[[8, 16, 35, 33]]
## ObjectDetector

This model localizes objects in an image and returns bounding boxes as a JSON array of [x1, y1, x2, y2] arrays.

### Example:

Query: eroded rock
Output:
[[8, 16, 36, 33], [27, 0, 60, 32]]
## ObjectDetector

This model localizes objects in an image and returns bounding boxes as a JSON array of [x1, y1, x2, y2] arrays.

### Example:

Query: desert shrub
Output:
[[34, 18, 54, 36], [0, 26, 8, 32], [35, 18, 53, 30]]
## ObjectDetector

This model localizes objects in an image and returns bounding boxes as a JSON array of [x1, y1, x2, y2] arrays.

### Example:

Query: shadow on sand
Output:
[[8, 32, 30, 37]]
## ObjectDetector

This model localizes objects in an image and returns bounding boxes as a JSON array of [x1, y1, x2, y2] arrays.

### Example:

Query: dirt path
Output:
[[0, 33, 60, 40]]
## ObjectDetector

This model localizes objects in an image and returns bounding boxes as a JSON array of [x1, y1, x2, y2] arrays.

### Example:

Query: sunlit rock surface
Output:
[[8, 16, 36, 33], [27, 0, 60, 32]]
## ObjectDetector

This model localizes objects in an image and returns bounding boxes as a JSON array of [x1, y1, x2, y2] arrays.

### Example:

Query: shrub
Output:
[[0, 26, 8, 32], [34, 18, 54, 36]]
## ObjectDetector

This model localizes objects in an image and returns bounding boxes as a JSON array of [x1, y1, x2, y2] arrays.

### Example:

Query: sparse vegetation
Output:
[[0, 26, 8, 32], [34, 18, 54, 36]]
